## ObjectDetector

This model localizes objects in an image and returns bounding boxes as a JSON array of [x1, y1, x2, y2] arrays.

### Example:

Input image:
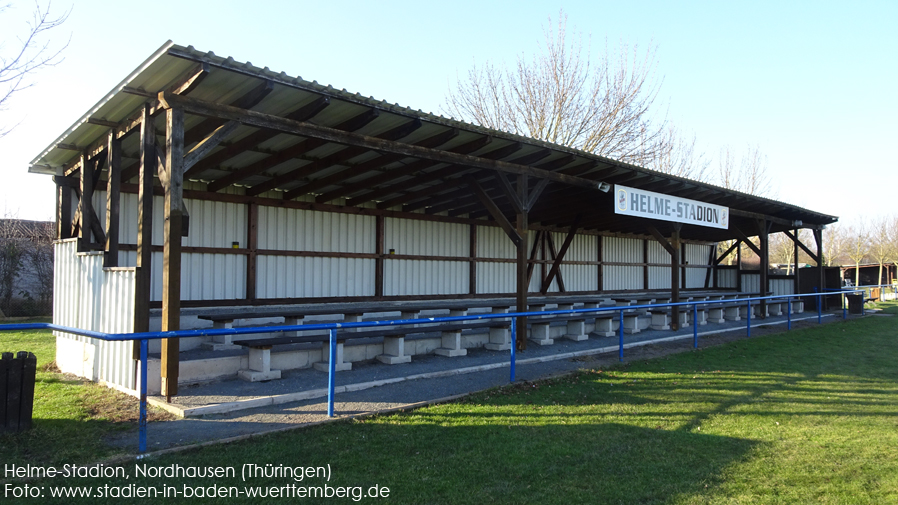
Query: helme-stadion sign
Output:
[[614, 185, 729, 230]]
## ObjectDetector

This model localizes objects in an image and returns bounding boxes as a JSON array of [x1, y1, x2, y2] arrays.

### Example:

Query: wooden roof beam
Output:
[[184, 95, 330, 179], [282, 119, 423, 200], [347, 136, 497, 207], [158, 91, 606, 190], [213, 107, 378, 194], [314, 128, 460, 204]]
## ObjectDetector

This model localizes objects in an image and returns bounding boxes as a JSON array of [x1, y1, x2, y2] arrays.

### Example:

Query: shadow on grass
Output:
[[27, 422, 759, 505]]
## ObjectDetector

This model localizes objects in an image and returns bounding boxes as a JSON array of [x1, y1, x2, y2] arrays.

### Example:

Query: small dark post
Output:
[[0, 352, 36, 433], [643, 239, 649, 290], [375, 215, 384, 297], [793, 228, 800, 296], [246, 202, 258, 301], [597, 235, 603, 291], [468, 223, 477, 295], [758, 219, 769, 317], [104, 132, 122, 267], [814, 228, 825, 310]]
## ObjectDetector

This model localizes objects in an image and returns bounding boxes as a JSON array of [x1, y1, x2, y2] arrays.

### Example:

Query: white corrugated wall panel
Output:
[[560, 265, 594, 292], [385, 219, 467, 256], [549, 232, 595, 293], [716, 268, 738, 288], [98, 269, 136, 390], [477, 262, 515, 294], [53, 240, 81, 331], [181, 253, 246, 300], [385, 260, 467, 296], [602, 237, 642, 290], [647, 241, 670, 289], [477, 226, 516, 259], [770, 278, 794, 296], [685, 244, 711, 288], [256, 257, 374, 298], [258, 207, 374, 253], [742, 273, 761, 293]]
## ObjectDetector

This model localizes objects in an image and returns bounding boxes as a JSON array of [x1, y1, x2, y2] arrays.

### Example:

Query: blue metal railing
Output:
[[0, 289, 863, 453]]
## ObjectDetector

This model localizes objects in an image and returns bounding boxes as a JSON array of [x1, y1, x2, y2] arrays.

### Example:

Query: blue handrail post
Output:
[[327, 328, 336, 418], [618, 309, 624, 362], [509, 319, 516, 383], [787, 298, 792, 330], [746, 299, 751, 338], [139, 338, 148, 454], [693, 303, 698, 348]]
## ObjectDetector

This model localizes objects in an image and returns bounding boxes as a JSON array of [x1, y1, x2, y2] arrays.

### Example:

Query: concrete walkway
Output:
[[124, 311, 843, 453]]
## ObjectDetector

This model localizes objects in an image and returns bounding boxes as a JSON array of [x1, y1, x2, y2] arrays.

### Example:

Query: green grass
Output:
[[3, 306, 898, 503], [0, 326, 171, 467]]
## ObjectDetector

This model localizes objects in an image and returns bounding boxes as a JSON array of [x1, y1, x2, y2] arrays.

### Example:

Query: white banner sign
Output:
[[614, 184, 729, 229]]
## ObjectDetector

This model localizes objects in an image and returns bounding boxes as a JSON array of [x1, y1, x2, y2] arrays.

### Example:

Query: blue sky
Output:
[[1, 0, 895, 224]]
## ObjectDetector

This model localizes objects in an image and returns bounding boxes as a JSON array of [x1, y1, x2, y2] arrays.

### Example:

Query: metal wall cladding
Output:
[[385, 218, 467, 256], [685, 244, 713, 288], [258, 207, 374, 253], [385, 260, 467, 296], [257, 256, 375, 298], [383, 219, 468, 295], [477, 226, 516, 259], [119, 251, 246, 301], [770, 278, 795, 296], [53, 240, 136, 390], [717, 268, 738, 288], [603, 236, 643, 290], [741, 273, 761, 293], [113, 192, 247, 248], [647, 240, 670, 289]]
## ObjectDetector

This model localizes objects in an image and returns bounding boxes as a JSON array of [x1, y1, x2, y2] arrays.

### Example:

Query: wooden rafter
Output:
[[540, 214, 581, 293], [157, 91, 605, 190]]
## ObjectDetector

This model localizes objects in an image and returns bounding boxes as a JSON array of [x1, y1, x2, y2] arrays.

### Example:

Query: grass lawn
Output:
[[2, 304, 897, 503], [0, 322, 173, 467]]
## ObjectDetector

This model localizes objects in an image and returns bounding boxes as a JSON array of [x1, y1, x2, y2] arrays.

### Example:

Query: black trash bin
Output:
[[846, 294, 864, 315], [0, 351, 37, 433]]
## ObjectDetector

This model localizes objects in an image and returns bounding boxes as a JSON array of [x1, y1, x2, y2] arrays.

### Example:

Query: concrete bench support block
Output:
[[377, 336, 412, 365], [485, 326, 511, 351], [529, 322, 554, 346], [238, 346, 282, 381], [204, 320, 241, 351], [314, 340, 352, 371], [707, 307, 726, 324], [435, 330, 467, 357], [592, 317, 616, 337], [565, 319, 588, 341], [724, 306, 741, 321]]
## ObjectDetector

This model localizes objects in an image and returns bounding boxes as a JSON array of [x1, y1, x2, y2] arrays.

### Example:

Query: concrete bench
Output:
[[231, 320, 510, 381]]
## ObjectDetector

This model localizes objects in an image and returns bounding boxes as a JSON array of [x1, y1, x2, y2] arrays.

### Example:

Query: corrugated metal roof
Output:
[[29, 42, 838, 242]]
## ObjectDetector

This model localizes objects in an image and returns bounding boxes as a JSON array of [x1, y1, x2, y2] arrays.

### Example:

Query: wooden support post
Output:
[[104, 133, 122, 267], [246, 202, 258, 301], [78, 153, 93, 252], [54, 176, 73, 240], [133, 105, 155, 355], [643, 239, 649, 290], [736, 242, 743, 292], [375, 215, 385, 297], [793, 229, 800, 296], [671, 225, 681, 330], [515, 175, 528, 351], [161, 107, 185, 401], [814, 229, 825, 310], [758, 219, 770, 316], [680, 242, 687, 290], [469, 223, 476, 295]]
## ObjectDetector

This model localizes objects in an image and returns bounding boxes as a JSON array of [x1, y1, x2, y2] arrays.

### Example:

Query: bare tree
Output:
[[844, 220, 869, 286], [868, 215, 893, 286], [1, 1, 70, 138], [823, 222, 847, 267], [24, 220, 53, 307], [644, 124, 710, 181], [444, 11, 672, 167], [716, 144, 774, 197], [0, 214, 25, 315], [769, 232, 795, 274]]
